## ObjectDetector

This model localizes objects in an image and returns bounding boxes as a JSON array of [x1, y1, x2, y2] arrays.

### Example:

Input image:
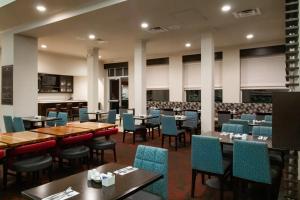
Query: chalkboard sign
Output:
[[1, 65, 13, 105]]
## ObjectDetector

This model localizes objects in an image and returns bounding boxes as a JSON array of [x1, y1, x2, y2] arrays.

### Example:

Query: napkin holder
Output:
[[102, 173, 115, 187]]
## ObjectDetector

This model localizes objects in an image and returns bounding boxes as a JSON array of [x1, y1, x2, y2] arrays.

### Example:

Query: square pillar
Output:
[[169, 55, 184, 102], [87, 48, 99, 112]]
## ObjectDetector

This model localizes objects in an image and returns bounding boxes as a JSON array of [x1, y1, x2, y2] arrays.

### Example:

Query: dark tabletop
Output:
[[22, 163, 163, 200], [22, 116, 59, 123], [134, 115, 158, 120]]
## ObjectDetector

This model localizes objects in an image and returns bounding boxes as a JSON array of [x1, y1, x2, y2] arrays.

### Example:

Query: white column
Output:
[[87, 48, 99, 113], [222, 48, 241, 103], [169, 55, 184, 101], [0, 33, 38, 131], [133, 40, 146, 115], [128, 59, 135, 109], [98, 60, 105, 110], [200, 32, 215, 133]]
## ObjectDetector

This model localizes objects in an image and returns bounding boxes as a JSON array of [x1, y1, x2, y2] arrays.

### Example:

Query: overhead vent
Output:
[[146, 26, 169, 34], [233, 8, 261, 18]]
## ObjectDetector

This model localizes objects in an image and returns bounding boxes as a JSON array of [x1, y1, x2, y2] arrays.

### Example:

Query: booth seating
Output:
[[90, 128, 119, 163], [6, 140, 56, 185], [58, 133, 93, 168]]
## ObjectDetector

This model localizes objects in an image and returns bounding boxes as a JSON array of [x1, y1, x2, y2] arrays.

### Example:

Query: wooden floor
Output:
[[0, 130, 288, 200]]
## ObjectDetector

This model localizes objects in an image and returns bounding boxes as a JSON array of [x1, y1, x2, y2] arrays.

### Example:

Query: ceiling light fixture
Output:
[[246, 34, 254, 39], [141, 22, 149, 29], [41, 44, 47, 49], [221, 5, 231, 12], [89, 34, 96, 40], [99, 55, 102, 59], [36, 5, 47, 12], [185, 43, 191, 48]]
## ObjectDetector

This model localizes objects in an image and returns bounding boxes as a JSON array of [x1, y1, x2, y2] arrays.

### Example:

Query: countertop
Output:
[[38, 100, 87, 104]]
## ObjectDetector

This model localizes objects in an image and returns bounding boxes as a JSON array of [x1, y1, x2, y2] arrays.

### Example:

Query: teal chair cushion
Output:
[[134, 145, 168, 200], [221, 123, 244, 134], [47, 111, 57, 127], [252, 126, 272, 137], [161, 116, 178, 136], [123, 113, 135, 131], [183, 111, 198, 129], [192, 135, 224, 175], [261, 121, 272, 127], [13, 117, 25, 132], [148, 109, 161, 125], [106, 110, 117, 124], [233, 140, 271, 184], [79, 108, 89, 122], [264, 115, 272, 122], [3, 115, 14, 132], [229, 119, 249, 134], [240, 114, 256, 122], [56, 112, 68, 126]]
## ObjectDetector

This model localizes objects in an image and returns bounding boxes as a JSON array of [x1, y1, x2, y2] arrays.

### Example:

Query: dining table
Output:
[[134, 115, 158, 125], [86, 111, 108, 121], [67, 122, 117, 132], [22, 116, 60, 129], [0, 142, 8, 149], [0, 131, 55, 147], [22, 163, 163, 200], [32, 126, 91, 138]]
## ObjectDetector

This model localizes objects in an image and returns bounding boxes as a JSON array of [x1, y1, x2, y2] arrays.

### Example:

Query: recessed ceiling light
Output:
[[41, 44, 47, 49], [246, 34, 254, 39], [221, 5, 231, 12], [185, 43, 191, 48], [89, 34, 96, 40], [141, 22, 149, 29], [36, 5, 46, 12], [98, 55, 102, 59]]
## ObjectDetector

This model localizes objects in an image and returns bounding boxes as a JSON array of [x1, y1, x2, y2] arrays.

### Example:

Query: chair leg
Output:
[[161, 135, 164, 148], [190, 130, 192, 144], [101, 150, 104, 164], [113, 148, 117, 162], [201, 174, 205, 185], [90, 149, 93, 161], [152, 128, 154, 140], [169, 136, 171, 145], [158, 126, 161, 136], [123, 131, 126, 142], [183, 133, 186, 147], [3, 161, 7, 189], [48, 165, 53, 181], [191, 169, 197, 198]]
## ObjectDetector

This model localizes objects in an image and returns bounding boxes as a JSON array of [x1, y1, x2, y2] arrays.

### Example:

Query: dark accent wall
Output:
[[104, 62, 128, 69], [240, 45, 285, 58], [182, 52, 223, 63], [147, 57, 169, 66]]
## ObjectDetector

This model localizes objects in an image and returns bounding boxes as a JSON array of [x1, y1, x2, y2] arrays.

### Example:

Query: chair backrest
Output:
[[13, 117, 25, 132], [183, 111, 198, 129], [47, 111, 57, 127], [161, 115, 177, 135], [119, 108, 128, 118], [123, 113, 135, 131], [148, 109, 161, 124], [229, 119, 249, 134], [261, 121, 272, 127], [134, 145, 168, 200], [221, 123, 244, 134], [56, 112, 68, 126], [162, 109, 174, 116], [218, 111, 232, 127], [240, 114, 256, 122], [252, 126, 272, 137], [106, 110, 117, 124], [79, 108, 89, 122], [264, 115, 272, 122], [192, 135, 224, 175], [3, 115, 14, 132], [233, 140, 271, 184]]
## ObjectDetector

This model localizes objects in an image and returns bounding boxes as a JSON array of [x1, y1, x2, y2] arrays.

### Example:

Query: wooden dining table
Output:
[[32, 126, 91, 138], [22, 163, 163, 200], [67, 122, 117, 132], [0, 131, 55, 147], [0, 142, 7, 149]]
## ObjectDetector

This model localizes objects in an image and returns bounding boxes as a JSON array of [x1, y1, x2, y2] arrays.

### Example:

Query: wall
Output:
[[37, 51, 88, 101], [146, 64, 169, 89]]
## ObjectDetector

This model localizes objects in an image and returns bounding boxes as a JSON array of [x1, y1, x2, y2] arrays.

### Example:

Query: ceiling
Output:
[[1, 0, 285, 62]]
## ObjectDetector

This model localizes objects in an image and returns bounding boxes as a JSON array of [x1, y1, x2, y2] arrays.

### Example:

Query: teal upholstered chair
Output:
[[127, 145, 168, 200], [252, 126, 272, 137], [233, 140, 281, 200], [145, 109, 161, 139], [182, 111, 198, 144], [228, 119, 249, 134], [3, 115, 14, 132], [79, 108, 89, 122], [161, 115, 185, 151], [47, 111, 57, 127], [56, 112, 68, 126], [191, 135, 231, 200], [240, 114, 256, 122], [264, 115, 272, 122], [221, 123, 244, 134], [123, 113, 146, 144], [13, 117, 25, 132], [261, 121, 272, 127], [106, 110, 117, 124]]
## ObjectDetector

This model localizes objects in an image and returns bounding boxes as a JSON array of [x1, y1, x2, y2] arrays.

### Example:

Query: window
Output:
[[147, 90, 169, 101], [107, 67, 128, 77], [242, 89, 288, 103], [186, 90, 223, 102]]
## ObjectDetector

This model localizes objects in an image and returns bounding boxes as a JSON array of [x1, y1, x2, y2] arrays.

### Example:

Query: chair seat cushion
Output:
[[125, 190, 162, 200], [91, 138, 116, 150], [60, 146, 89, 159], [94, 128, 118, 137], [134, 125, 147, 131], [12, 155, 52, 172]]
